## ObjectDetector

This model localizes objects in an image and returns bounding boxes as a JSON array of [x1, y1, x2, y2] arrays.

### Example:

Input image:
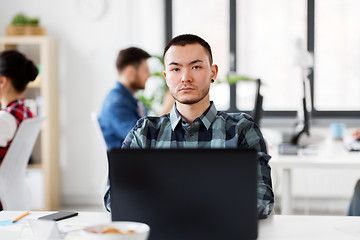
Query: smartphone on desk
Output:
[[38, 211, 78, 221]]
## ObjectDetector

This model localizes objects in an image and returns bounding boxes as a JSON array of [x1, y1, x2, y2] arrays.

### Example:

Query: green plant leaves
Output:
[[11, 13, 40, 25], [225, 72, 254, 84]]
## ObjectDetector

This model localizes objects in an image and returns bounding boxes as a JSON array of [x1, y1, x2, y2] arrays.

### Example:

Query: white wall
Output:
[[0, 0, 164, 207]]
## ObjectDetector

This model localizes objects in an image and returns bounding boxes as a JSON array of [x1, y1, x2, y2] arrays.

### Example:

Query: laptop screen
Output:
[[108, 148, 258, 240]]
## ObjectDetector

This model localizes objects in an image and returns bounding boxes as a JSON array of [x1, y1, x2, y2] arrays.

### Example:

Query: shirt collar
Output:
[[116, 81, 137, 103], [170, 101, 217, 131], [5, 99, 25, 108]]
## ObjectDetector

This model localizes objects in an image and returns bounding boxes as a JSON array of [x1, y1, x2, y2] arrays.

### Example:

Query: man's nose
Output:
[[181, 69, 192, 83]]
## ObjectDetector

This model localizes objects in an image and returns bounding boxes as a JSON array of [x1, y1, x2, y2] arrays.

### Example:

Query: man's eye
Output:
[[171, 68, 180, 72], [192, 66, 200, 69]]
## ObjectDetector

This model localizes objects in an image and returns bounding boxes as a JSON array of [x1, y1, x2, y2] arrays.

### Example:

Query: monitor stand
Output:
[[297, 132, 325, 147], [278, 142, 298, 155], [278, 130, 325, 155], [277, 130, 303, 155]]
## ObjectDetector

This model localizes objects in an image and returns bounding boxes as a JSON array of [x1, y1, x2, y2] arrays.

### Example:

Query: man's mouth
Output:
[[180, 87, 194, 91], [179, 85, 195, 92]]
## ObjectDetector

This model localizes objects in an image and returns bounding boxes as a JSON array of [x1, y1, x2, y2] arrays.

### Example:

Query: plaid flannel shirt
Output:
[[105, 102, 274, 218]]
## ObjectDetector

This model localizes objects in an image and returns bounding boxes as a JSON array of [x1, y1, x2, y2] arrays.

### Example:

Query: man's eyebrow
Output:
[[168, 59, 203, 66], [189, 59, 203, 65], [168, 62, 181, 66]]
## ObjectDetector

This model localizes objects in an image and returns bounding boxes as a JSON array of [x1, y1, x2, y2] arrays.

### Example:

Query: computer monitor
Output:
[[251, 79, 263, 127], [291, 77, 312, 145]]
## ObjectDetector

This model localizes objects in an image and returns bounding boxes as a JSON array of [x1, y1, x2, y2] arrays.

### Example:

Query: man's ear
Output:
[[0, 76, 8, 89], [163, 71, 170, 88], [124, 65, 136, 80], [210, 64, 219, 80]]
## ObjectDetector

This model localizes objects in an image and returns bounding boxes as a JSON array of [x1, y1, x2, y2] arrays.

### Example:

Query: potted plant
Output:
[[6, 13, 46, 36]]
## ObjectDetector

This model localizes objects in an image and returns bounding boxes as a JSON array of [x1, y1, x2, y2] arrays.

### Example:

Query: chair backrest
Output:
[[90, 111, 107, 152], [0, 117, 45, 210], [90, 112, 109, 199]]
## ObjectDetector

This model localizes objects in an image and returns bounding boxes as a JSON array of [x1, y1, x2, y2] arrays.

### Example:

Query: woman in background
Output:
[[0, 50, 38, 183], [0, 50, 38, 210]]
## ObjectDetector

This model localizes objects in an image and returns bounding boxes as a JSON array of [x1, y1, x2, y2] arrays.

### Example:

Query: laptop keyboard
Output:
[[345, 139, 360, 151]]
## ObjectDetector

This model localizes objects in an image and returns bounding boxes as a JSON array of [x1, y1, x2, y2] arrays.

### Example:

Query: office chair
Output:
[[90, 111, 107, 152], [0, 117, 45, 210], [90, 112, 108, 199], [251, 79, 264, 127]]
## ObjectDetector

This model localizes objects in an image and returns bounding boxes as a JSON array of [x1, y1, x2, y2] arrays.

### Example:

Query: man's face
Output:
[[163, 43, 217, 105], [130, 59, 151, 90]]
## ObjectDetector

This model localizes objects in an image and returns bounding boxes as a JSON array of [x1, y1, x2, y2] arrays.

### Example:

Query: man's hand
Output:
[[352, 130, 360, 140]]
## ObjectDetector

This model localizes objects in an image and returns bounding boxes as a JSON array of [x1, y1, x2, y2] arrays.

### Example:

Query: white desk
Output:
[[270, 136, 360, 215], [1, 211, 360, 239], [0, 211, 111, 239], [258, 215, 360, 239]]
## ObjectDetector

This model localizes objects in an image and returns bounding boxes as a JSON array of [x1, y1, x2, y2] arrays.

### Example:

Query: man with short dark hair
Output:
[[99, 47, 151, 150], [105, 34, 274, 218]]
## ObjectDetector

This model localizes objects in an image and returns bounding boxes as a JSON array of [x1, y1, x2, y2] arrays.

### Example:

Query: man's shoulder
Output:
[[105, 86, 127, 101], [217, 111, 254, 123], [102, 86, 134, 109], [133, 114, 170, 131]]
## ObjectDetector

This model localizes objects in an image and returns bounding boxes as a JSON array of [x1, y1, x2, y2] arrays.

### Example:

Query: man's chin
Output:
[[177, 98, 202, 105]]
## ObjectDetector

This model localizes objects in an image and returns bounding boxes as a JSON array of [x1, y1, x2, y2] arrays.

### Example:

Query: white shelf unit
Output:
[[0, 36, 59, 210]]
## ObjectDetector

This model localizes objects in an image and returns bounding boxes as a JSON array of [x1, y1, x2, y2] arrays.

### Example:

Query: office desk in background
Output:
[[1, 211, 360, 239], [259, 215, 360, 239], [269, 133, 360, 215]]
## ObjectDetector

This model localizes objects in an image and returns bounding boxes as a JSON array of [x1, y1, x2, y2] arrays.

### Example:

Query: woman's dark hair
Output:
[[116, 47, 151, 72], [163, 34, 213, 65], [0, 50, 38, 92]]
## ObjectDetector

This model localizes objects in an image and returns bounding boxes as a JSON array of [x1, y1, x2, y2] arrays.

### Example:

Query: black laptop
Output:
[[107, 148, 258, 240]]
